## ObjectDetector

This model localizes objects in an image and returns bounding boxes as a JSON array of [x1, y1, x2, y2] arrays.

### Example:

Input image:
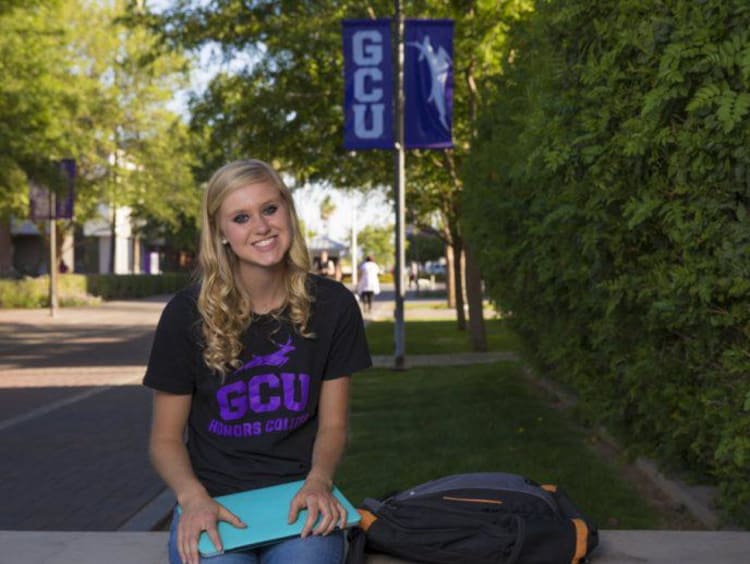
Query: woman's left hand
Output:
[[288, 476, 347, 538]]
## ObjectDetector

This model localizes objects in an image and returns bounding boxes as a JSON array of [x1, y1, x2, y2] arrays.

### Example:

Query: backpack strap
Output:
[[345, 498, 384, 564], [571, 518, 591, 564], [543, 485, 599, 562], [345, 526, 367, 564]]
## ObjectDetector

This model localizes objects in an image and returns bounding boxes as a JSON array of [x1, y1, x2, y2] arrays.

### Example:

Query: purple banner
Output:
[[404, 19, 454, 149], [342, 19, 393, 150], [29, 159, 76, 220]]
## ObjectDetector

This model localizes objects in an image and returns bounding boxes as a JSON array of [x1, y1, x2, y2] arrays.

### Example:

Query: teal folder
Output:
[[176, 480, 361, 557]]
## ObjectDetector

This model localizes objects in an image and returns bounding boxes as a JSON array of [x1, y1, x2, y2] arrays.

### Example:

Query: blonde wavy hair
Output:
[[197, 159, 313, 377]]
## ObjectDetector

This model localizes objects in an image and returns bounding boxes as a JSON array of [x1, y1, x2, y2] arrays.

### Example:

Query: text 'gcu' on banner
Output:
[[342, 19, 393, 150], [405, 19, 454, 149]]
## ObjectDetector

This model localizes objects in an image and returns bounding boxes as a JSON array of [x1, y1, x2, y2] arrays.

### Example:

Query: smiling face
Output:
[[217, 181, 293, 280]]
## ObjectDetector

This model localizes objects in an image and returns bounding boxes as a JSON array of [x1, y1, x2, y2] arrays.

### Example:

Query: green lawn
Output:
[[365, 318, 522, 355], [337, 363, 664, 530]]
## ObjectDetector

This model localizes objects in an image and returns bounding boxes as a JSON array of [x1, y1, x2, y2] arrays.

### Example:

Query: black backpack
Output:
[[345, 472, 599, 564]]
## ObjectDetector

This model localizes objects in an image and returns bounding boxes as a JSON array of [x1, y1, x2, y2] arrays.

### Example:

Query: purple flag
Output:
[[404, 19, 454, 149], [29, 159, 76, 220], [342, 19, 394, 150], [56, 158, 75, 219]]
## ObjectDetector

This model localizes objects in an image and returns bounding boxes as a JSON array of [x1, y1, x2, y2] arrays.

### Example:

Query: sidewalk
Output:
[[0, 296, 169, 532]]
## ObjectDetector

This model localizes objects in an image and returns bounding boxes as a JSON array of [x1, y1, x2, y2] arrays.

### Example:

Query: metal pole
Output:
[[393, 0, 406, 369], [351, 205, 358, 288], [49, 191, 58, 318]]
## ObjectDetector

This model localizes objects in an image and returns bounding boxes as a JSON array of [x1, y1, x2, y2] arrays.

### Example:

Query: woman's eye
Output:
[[263, 204, 278, 216], [233, 213, 249, 223]]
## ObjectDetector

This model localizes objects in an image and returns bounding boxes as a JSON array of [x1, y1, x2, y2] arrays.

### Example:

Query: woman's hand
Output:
[[288, 475, 348, 538], [177, 493, 245, 564]]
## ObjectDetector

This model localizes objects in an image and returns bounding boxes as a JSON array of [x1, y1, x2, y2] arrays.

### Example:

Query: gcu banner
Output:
[[342, 19, 393, 150], [29, 159, 76, 220], [404, 19, 454, 149]]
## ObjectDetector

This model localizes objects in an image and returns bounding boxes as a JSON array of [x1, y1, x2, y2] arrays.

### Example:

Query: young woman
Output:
[[144, 159, 371, 564]]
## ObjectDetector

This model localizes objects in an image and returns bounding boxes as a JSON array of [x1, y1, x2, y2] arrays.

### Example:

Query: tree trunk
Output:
[[445, 240, 455, 308], [465, 242, 487, 352], [0, 219, 14, 275], [109, 204, 116, 274], [461, 10, 487, 352], [451, 231, 466, 331]]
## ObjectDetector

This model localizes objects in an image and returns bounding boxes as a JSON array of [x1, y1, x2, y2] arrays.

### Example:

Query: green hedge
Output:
[[0, 273, 192, 307], [464, 0, 750, 525], [0, 274, 93, 308], [85, 272, 192, 299]]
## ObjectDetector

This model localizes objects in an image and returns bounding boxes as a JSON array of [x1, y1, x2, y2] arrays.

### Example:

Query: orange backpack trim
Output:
[[357, 509, 377, 532], [571, 518, 589, 564]]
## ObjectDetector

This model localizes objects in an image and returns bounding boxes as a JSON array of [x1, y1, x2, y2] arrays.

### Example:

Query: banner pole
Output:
[[393, 0, 406, 369], [49, 191, 58, 318]]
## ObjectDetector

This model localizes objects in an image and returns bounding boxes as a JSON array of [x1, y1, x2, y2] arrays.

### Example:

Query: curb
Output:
[[371, 351, 517, 368], [634, 458, 721, 530], [516, 360, 726, 530], [118, 489, 175, 532]]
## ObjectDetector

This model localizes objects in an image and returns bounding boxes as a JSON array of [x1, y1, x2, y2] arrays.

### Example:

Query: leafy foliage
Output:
[[357, 224, 395, 268], [0, 0, 74, 218], [463, 0, 750, 525], [0, 1, 199, 256]]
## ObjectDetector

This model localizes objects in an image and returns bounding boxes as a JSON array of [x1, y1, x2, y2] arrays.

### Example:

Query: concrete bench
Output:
[[2, 529, 750, 563]]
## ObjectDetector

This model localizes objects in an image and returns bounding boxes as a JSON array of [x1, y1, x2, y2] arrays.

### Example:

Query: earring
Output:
[[221, 238, 228, 245]]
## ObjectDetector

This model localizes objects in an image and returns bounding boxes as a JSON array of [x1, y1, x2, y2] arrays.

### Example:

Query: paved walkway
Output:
[[0, 287, 469, 532], [0, 296, 169, 532]]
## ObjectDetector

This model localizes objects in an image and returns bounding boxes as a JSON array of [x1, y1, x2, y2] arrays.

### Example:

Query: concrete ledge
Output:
[[117, 488, 175, 532], [2, 530, 750, 564]]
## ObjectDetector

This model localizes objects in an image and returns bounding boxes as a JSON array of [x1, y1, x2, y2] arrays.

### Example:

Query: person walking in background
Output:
[[408, 261, 419, 291], [143, 159, 371, 564], [356, 255, 380, 314], [317, 250, 335, 278]]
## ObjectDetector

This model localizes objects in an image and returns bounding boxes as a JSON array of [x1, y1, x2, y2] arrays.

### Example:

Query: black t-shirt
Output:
[[143, 275, 372, 496]]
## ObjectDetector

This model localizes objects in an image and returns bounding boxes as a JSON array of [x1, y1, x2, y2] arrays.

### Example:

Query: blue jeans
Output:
[[168, 510, 345, 564]]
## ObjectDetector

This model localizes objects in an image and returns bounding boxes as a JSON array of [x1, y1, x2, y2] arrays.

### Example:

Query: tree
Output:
[[0, 0, 199, 275], [0, 1, 75, 273], [139, 0, 532, 348], [358, 224, 394, 270], [463, 0, 750, 523], [67, 0, 197, 272], [319, 194, 336, 237], [406, 229, 443, 264]]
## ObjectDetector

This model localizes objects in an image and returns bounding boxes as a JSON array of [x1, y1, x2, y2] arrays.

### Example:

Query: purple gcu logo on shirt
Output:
[[234, 337, 296, 372], [210, 337, 312, 437], [217, 373, 310, 420]]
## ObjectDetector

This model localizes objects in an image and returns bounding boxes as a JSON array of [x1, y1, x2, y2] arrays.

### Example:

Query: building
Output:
[[7, 204, 160, 276]]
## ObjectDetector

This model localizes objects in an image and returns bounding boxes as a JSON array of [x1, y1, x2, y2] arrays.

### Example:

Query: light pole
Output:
[[392, 0, 406, 370]]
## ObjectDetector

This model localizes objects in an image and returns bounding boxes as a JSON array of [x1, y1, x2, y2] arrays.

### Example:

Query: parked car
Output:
[[424, 262, 446, 275]]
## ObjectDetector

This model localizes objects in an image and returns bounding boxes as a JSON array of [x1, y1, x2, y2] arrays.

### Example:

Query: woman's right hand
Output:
[[177, 494, 246, 564]]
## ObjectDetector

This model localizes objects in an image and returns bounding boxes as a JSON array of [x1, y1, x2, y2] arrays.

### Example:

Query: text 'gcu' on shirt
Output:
[[143, 275, 372, 497]]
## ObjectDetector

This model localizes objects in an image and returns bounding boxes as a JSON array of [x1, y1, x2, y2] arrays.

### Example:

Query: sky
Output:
[[292, 185, 393, 243]]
